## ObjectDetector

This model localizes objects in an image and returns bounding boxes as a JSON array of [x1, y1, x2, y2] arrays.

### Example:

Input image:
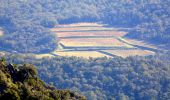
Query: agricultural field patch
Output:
[[0, 29, 4, 37], [35, 54, 54, 59], [37, 23, 158, 58], [124, 38, 158, 50], [58, 23, 103, 27], [53, 51, 110, 58], [60, 38, 127, 47], [0, 52, 5, 56], [55, 31, 127, 38], [101, 50, 155, 58]]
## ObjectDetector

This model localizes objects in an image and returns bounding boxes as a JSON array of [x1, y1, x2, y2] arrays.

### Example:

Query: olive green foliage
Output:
[[0, 59, 86, 100], [0, 0, 57, 53]]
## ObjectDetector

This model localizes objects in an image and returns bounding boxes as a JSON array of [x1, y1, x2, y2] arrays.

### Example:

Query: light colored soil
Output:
[[0, 30, 4, 37], [35, 54, 54, 59], [53, 51, 111, 58], [0, 52, 5, 56], [56, 23, 104, 27], [103, 50, 155, 58], [124, 38, 158, 49], [54, 31, 127, 37], [52, 27, 115, 32], [0, 23, 157, 58], [35, 23, 156, 58], [60, 38, 126, 47]]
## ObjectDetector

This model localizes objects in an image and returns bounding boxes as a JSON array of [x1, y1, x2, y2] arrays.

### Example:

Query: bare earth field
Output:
[[60, 38, 127, 47], [54, 31, 127, 38], [102, 50, 155, 58], [0, 30, 4, 37], [0, 23, 158, 58], [0, 30, 6, 57], [38, 23, 158, 58], [53, 51, 110, 58]]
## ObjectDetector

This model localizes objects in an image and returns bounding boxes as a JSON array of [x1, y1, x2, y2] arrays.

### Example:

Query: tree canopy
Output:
[[3, 53, 170, 100], [0, 58, 85, 100]]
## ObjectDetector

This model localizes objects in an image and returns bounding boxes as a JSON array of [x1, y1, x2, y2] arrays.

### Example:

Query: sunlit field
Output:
[[0, 30, 4, 37], [60, 38, 127, 47], [0, 30, 5, 57], [124, 38, 158, 49], [36, 23, 157, 58], [102, 50, 155, 58], [53, 51, 110, 58], [35, 54, 54, 59]]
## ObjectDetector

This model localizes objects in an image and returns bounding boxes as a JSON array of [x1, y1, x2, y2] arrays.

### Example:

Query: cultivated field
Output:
[[36, 23, 157, 58], [102, 50, 155, 58], [123, 38, 158, 50], [0, 30, 4, 37], [0, 29, 6, 57], [53, 51, 110, 58], [53, 31, 127, 38], [60, 38, 128, 47]]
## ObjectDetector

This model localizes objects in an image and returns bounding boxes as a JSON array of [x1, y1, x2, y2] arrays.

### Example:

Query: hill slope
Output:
[[0, 0, 169, 54], [0, 58, 85, 100]]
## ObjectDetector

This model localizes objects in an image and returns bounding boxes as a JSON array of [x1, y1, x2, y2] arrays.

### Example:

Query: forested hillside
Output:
[[0, 0, 169, 54], [0, 0, 57, 53], [4, 53, 170, 100], [0, 1, 169, 100], [0, 58, 85, 100]]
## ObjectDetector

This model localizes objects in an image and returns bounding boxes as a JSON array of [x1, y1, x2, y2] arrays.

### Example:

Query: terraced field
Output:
[[0, 29, 5, 56], [60, 38, 127, 47], [41, 23, 157, 58], [0, 29, 3, 37]]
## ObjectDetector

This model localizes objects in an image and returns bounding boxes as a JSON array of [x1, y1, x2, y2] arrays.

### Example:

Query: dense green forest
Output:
[[0, 58, 85, 100], [2, 53, 170, 100], [0, 0, 57, 53], [0, 0, 169, 53], [0, 0, 170, 100]]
